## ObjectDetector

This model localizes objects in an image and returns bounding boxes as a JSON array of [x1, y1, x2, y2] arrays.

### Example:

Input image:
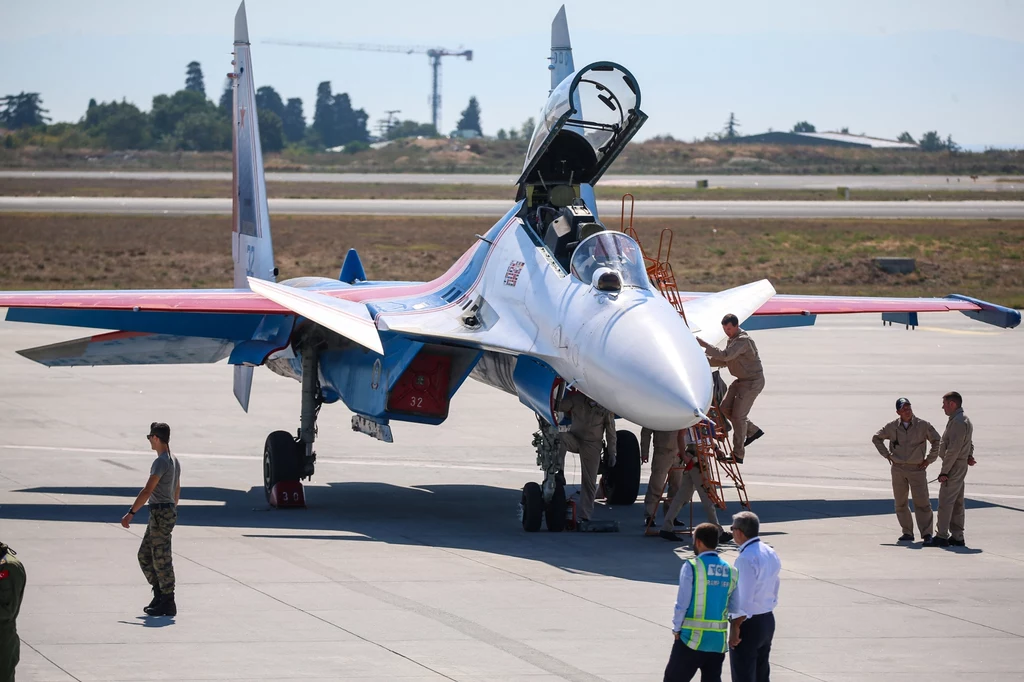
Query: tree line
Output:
[[1, 61, 486, 153]]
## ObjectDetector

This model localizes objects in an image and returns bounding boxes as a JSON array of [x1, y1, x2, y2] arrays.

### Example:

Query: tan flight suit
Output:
[[661, 436, 722, 533], [704, 330, 764, 459], [936, 408, 974, 541], [641, 428, 682, 521], [872, 416, 941, 537], [557, 392, 617, 520]]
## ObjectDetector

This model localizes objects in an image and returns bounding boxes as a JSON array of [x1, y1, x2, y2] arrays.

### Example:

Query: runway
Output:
[[2, 169, 1020, 191], [2, 312, 1022, 681], [3, 195, 1023, 219]]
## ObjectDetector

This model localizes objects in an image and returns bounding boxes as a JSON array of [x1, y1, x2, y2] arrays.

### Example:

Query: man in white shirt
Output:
[[728, 511, 781, 682], [665, 523, 740, 681]]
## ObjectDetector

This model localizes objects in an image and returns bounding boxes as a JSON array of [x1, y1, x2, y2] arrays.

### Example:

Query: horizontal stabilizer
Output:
[[17, 332, 234, 367], [247, 277, 383, 355], [683, 280, 777, 346]]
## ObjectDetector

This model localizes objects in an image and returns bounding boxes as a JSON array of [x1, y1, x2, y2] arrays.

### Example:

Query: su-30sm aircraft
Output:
[[1, 3, 1018, 531]]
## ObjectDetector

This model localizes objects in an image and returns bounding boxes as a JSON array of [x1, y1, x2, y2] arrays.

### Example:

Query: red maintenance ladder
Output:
[[621, 194, 752, 523]]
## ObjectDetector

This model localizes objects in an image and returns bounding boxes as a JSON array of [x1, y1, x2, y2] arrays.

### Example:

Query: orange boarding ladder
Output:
[[619, 194, 751, 513]]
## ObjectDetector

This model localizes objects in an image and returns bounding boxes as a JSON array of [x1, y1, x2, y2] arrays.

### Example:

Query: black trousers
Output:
[[664, 638, 725, 682], [730, 612, 775, 682]]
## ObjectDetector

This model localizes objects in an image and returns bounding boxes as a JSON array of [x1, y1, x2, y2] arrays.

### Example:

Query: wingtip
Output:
[[234, 1, 249, 44]]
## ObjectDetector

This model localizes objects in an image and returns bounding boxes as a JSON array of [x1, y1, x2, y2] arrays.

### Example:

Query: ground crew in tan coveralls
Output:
[[641, 428, 682, 528], [659, 428, 733, 544], [0, 541, 26, 682], [557, 391, 617, 526], [872, 397, 941, 543], [121, 422, 181, 616], [698, 314, 765, 463], [926, 392, 976, 548]]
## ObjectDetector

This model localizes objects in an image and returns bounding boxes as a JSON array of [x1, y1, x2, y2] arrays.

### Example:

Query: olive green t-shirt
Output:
[[149, 451, 181, 505]]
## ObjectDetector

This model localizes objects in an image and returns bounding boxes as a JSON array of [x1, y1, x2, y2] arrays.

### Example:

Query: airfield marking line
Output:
[[0, 445, 540, 474], [19, 640, 83, 682], [5, 444, 1024, 500]]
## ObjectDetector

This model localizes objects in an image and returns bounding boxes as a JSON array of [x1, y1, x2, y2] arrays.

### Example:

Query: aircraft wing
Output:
[[0, 288, 291, 340], [679, 287, 1020, 346]]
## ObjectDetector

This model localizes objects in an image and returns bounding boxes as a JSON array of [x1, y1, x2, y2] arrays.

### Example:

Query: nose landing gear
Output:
[[519, 420, 569, 532]]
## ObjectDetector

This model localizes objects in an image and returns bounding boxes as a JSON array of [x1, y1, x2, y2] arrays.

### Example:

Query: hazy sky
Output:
[[3, 0, 1023, 148]]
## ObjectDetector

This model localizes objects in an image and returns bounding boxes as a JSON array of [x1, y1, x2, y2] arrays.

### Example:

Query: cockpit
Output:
[[514, 61, 648, 280], [570, 232, 648, 291]]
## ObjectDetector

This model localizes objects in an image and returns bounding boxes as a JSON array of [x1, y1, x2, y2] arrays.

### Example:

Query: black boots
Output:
[[146, 585, 161, 610], [144, 591, 177, 616]]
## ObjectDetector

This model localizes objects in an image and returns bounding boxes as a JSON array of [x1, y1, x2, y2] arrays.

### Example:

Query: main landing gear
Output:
[[264, 347, 320, 507], [520, 420, 641, 532]]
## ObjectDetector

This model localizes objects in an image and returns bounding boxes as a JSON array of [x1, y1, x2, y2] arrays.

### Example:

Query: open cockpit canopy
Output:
[[517, 62, 647, 188]]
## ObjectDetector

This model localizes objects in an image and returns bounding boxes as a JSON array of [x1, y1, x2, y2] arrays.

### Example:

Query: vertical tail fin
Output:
[[549, 5, 574, 92], [230, 1, 274, 412], [231, 1, 276, 289]]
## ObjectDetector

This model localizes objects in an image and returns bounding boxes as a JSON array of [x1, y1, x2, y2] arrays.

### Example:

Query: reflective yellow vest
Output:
[[679, 554, 737, 653]]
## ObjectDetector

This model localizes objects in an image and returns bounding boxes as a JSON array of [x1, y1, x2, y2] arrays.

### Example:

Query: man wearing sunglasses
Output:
[[120, 422, 181, 617]]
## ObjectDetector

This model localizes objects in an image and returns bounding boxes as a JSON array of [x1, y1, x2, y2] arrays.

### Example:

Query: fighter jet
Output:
[[0, 3, 1018, 532]]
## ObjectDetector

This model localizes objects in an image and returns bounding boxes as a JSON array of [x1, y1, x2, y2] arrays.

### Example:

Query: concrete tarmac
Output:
[[3, 196, 1023, 219], [1, 170, 1021, 191], [1, 313, 1022, 681]]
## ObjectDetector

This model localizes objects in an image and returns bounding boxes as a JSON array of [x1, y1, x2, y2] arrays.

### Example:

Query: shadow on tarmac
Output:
[[3, 483, 1010, 584]]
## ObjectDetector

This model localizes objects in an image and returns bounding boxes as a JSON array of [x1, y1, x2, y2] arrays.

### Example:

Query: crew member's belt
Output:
[[149, 503, 175, 509]]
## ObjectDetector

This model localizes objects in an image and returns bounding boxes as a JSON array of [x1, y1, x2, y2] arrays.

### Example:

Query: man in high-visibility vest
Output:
[[664, 523, 740, 681]]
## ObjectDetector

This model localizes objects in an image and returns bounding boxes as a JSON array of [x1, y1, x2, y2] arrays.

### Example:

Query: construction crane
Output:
[[264, 39, 472, 134]]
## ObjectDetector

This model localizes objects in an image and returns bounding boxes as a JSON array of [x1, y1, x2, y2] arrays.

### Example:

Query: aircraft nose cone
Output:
[[581, 300, 712, 430]]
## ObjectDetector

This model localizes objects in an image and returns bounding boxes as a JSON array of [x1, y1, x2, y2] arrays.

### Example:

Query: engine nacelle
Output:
[[470, 352, 564, 426]]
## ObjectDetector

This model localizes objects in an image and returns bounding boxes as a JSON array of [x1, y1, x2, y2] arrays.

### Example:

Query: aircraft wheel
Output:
[[521, 482, 544, 532], [604, 430, 641, 506], [264, 430, 301, 502], [545, 481, 567, 532]]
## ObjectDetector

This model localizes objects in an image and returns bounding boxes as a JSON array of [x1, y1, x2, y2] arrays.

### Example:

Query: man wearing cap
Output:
[[872, 398, 941, 543], [926, 391, 976, 548], [121, 422, 181, 616], [697, 314, 765, 464]]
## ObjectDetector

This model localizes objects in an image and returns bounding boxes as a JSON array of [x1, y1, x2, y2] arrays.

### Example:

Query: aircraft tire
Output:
[[604, 430, 641, 506], [264, 430, 301, 501], [544, 482, 567, 532], [521, 482, 544, 532]]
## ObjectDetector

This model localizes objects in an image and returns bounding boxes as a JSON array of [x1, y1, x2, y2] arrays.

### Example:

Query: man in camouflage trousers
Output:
[[121, 422, 181, 616], [0, 541, 26, 682]]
